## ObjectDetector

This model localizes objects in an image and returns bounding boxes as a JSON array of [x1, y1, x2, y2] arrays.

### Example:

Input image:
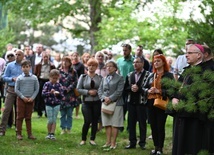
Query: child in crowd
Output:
[[42, 69, 64, 140], [15, 60, 39, 140]]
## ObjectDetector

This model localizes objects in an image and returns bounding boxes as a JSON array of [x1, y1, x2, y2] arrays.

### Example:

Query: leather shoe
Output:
[[140, 145, 146, 150], [125, 145, 136, 149]]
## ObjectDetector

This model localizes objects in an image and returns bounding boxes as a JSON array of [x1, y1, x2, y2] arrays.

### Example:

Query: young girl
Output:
[[42, 69, 64, 140]]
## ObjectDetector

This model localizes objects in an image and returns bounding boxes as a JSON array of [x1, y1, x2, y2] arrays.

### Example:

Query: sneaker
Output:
[[61, 130, 65, 135], [66, 130, 71, 134], [148, 135, 153, 139], [150, 150, 157, 155], [45, 134, 51, 139], [50, 134, 56, 140], [156, 151, 162, 155]]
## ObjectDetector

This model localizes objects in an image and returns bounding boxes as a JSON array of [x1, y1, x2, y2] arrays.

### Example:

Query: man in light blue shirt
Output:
[[0, 49, 25, 136]]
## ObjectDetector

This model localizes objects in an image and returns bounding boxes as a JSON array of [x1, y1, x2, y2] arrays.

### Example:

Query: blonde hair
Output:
[[49, 69, 60, 77]]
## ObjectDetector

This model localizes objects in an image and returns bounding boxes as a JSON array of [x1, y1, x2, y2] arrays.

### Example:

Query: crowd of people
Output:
[[0, 40, 213, 155]]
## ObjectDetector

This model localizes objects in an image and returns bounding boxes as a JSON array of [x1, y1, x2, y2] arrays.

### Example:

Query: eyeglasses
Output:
[[133, 62, 142, 64], [7, 54, 14, 58], [186, 52, 199, 55]]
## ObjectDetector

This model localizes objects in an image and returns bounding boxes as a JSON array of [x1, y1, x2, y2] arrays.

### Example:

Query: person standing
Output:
[[53, 53, 62, 69], [15, 60, 39, 140], [24, 45, 34, 68], [59, 57, 78, 134], [0, 50, 25, 136], [173, 39, 195, 80], [124, 57, 150, 150], [34, 53, 55, 118], [134, 45, 150, 71], [42, 69, 64, 140], [98, 60, 124, 150], [81, 52, 91, 73], [0, 57, 6, 114], [117, 44, 134, 131], [171, 44, 213, 155], [2, 51, 16, 128], [95, 51, 108, 77], [143, 54, 174, 155], [70, 52, 85, 119], [77, 58, 102, 146]]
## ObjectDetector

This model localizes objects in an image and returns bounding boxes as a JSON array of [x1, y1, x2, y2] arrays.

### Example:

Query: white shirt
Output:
[[35, 53, 42, 65]]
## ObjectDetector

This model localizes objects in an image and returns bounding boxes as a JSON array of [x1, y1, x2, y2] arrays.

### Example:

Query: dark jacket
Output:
[[124, 70, 150, 104]]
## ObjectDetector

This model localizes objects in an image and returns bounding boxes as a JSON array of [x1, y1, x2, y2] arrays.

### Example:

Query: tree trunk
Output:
[[89, 0, 101, 54]]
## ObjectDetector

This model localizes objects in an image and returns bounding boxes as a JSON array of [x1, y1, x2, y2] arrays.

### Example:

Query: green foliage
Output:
[[0, 112, 173, 155], [188, 0, 214, 50], [0, 28, 15, 55], [97, 0, 189, 54], [2, 0, 214, 54], [165, 66, 214, 120]]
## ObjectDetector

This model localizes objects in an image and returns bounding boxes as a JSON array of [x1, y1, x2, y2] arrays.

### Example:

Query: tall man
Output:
[[117, 44, 134, 79], [0, 50, 25, 136], [172, 44, 213, 154], [117, 44, 134, 131], [124, 57, 150, 150]]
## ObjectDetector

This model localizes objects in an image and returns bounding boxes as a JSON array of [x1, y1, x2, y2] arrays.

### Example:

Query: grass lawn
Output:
[[0, 108, 173, 155]]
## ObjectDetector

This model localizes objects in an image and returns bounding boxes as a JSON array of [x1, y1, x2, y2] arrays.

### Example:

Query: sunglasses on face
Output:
[[7, 54, 15, 58]]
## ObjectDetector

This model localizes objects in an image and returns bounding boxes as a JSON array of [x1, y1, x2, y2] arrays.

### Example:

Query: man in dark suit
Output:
[[124, 57, 150, 150]]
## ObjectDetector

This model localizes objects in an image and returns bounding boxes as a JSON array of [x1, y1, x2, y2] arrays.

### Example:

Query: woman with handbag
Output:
[[98, 60, 124, 150], [77, 58, 102, 146], [143, 54, 173, 155]]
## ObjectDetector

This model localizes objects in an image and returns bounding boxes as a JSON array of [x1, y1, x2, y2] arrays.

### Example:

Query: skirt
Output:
[[102, 106, 124, 127]]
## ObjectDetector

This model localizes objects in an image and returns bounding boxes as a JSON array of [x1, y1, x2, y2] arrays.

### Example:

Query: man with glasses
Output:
[[124, 57, 150, 150], [173, 39, 195, 80], [172, 44, 213, 154], [0, 50, 25, 136]]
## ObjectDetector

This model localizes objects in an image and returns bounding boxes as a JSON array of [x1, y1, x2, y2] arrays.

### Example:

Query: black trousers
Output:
[[81, 101, 101, 141], [128, 103, 147, 147], [36, 79, 48, 116], [147, 99, 167, 149]]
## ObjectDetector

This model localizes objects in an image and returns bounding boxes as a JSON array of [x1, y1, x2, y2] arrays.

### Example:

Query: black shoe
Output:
[[119, 127, 124, 132], [125, 145, 136, 149], [150, 150, 157, 155], [140, 145, 146, 150]]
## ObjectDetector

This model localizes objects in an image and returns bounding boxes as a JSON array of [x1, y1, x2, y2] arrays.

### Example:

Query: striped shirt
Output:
[[15, 73, 39, 100]]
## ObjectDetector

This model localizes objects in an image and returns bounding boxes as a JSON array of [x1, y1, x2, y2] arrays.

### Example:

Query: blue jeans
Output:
[[60, 107, 73, 130], [46, 105, 60, 124]]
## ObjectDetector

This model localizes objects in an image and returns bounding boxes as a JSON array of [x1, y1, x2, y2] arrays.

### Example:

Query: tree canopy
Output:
[[1, 0, 213, 55]]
